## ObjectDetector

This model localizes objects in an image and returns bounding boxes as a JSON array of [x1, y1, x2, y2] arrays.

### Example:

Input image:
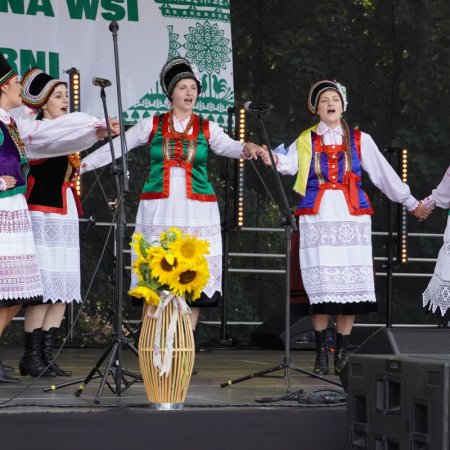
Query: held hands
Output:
[[411, 201, 433, 221], [259, 145, 279, 167], [95, 118, 121, 140], [109, 118, 120, 136], [243, 142, 266, 160]]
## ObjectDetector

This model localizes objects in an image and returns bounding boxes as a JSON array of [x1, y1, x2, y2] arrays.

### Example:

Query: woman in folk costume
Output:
[[422, 166, 450, 318], [0, 54, 118, 382], [17, 68, 89, 378], [80, 57, 263, 335], [261, 80, 427, 376]]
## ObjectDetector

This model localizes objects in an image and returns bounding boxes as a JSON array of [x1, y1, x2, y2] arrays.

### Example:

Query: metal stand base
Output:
[[220, 357, 341, 391], [43, 337, 141, 404]]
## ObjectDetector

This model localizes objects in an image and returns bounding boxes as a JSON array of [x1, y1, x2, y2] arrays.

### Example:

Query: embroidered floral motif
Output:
[[6, 120, 27, 160], [31, 217, 79, 247], [300, 221, 371, 249]]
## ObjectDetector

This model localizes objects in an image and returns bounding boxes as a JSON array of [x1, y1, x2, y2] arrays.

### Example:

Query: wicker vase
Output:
[[138, 295, 195, 409]]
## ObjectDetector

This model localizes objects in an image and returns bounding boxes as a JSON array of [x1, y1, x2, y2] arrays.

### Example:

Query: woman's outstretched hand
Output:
[[109, 118, 121, 136], [95, 118, 121, 140], [259, 145, 278, 167], [411, 201, 432, 221], [243, 142, 266, 160]]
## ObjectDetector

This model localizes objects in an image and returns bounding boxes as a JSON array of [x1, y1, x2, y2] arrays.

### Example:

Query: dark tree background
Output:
[[6, 0, 449, 346]]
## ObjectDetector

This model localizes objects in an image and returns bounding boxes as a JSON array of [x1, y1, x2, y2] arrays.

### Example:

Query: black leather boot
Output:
[[19, 328, 57, 377], [42, 328, 72, 377], [2, 363, 14, 372], [334, 333, 350, 375], [0, 362, 20, 383], [0, 352, 14, 372], [313, 330, 329, 375]]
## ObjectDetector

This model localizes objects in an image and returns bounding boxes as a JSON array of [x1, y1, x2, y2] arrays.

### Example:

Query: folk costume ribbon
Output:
[[148, 291, 191, 376], [293, 124, 319, 196]]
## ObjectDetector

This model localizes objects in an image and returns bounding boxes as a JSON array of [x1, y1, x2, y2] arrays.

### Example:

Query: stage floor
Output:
[[0, 347, 345, 410], [0, 348, 348, 450]]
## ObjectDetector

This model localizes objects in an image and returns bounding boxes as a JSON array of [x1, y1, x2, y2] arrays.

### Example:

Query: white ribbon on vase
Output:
[[148, 291, 191, 376]]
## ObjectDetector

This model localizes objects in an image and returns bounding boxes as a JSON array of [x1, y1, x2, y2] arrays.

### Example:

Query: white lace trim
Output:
[[302, 264, 376, 305], [40, 270, 81, 303], [0, 254, 43, 301], [423, 241, 450, 316], [423, 276, 450, 316]]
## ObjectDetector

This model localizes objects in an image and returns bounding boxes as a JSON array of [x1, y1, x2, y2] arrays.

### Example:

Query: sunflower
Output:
[[169, 234, 210, 267], [131, 255, 147, 282], [130, 232, 148, 259], [169, 260, 210, 300], [159, 226, 183, 248], [128, 285, 161, 306], [148, 246, 178, 286]]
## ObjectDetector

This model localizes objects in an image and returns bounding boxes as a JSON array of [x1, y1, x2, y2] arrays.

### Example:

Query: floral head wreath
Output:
[[308, 79, 348, 114], [159, 56, 202, 99]]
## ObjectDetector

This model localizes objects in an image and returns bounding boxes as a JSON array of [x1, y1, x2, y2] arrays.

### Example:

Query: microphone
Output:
[[243, 101, 273, 112], [92, 77, 112, 88], [109, 21, 119, 32]]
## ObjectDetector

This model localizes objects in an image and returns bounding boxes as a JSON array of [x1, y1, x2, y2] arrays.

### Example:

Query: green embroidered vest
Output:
[[140, 113, 216, 202]]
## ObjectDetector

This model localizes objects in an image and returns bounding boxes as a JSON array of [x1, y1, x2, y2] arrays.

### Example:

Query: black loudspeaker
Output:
[[340, 327, 450, 390], [347, 354, 450, 450], [251, 316, 335, 350]]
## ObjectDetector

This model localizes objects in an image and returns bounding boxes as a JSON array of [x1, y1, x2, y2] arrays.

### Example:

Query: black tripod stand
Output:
[[220, 109, 341, 397], [43, 21, 140, 403]]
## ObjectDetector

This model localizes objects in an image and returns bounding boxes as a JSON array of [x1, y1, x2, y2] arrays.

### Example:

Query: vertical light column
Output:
[[398, 148, 408, 264], [235, 107, 246, 228], [66, 67, 81, 195]]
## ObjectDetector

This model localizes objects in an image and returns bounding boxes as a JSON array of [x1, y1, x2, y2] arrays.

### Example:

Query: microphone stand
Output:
[[43, 21, 140, 403], [220, 111, 341, 397], [219, 107, 235, 345], [383, 146, 400, 328]]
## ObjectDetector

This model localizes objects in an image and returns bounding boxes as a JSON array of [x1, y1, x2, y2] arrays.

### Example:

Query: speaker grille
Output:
[[391, 328, 450, 354]]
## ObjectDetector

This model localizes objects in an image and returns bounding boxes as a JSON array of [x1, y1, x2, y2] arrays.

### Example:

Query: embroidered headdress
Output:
[[160, 57, 201, 99], [20, 68, 65, 108], [308, 80, 348, 114], [0, 53, 16, 89]]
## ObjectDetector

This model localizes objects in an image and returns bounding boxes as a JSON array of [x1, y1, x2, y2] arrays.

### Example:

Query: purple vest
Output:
[[0, 121, 27, 198]]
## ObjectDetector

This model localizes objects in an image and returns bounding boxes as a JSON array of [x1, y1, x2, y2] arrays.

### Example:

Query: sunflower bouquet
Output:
[[128, 227, 210, 306]]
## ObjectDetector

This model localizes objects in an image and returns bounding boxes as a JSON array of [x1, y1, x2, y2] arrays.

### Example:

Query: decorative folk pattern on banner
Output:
[[124, 0, 233, 126], [0, 1, 233, 127]]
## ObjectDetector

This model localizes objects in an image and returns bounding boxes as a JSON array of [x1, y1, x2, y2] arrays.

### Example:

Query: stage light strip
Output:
[[235, 107, 246, 228], [66, 67, 81, 196], [66, 67, 80, 112], [398, 148, 408, 264]]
